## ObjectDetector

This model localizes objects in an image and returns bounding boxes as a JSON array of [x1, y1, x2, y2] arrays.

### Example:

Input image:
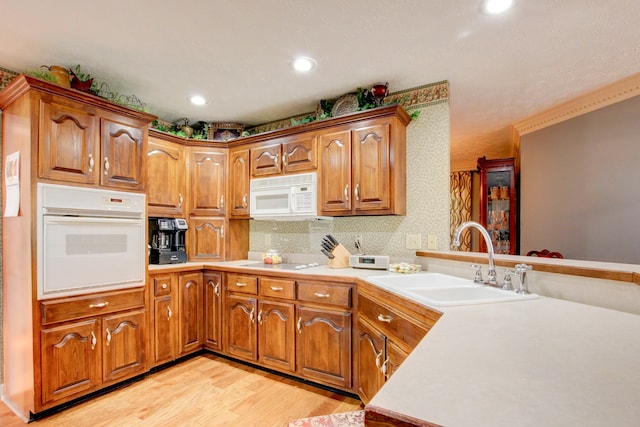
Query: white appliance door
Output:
[[250, 187, 292, 216], [39, 215, 145, 299]]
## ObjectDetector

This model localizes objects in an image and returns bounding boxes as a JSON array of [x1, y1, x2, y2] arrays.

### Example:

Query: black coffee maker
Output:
[[149, 218, 188, 264]]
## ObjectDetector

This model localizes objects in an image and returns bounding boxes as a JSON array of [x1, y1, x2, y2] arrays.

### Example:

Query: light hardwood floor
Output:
[[0, 354, 362, 426]]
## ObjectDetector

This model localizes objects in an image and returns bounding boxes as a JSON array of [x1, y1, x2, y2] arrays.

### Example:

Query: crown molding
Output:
[[513, 72, 640, 137]]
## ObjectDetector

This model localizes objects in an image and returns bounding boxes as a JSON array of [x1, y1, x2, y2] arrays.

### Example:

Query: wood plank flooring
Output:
[[0, 354, 362, 426]]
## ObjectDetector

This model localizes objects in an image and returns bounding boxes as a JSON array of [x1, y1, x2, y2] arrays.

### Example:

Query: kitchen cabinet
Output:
[[189, 148, 227, 217], [229, 148, 250, 218], [250, 132, 317, 177], [318, 111, 409, 216], [188, 217, 225, 261], [225, 293, 258, 361], [150, 273, 177, 366], [355, 281, 441, 403], [36, 88, 153, 191], [147, 135, 186, 217], [477, 156, 517, 255], [39, 288, 147, 409], [296, 281, 353, 389], [179, 271, 204, 355], [203, 272, 223, 351]]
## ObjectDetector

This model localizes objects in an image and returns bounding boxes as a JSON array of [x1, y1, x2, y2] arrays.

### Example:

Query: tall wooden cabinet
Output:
[[0, 75, 155, 418], [147, 136, 186, 217], [477, 156, 517, 255]]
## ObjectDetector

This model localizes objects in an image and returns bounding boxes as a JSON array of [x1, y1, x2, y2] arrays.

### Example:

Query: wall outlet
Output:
[[427, 234, 438, 250], [264, 234, 272, 246], [354, 234, 363, 252], [406, 234, 421, 250]]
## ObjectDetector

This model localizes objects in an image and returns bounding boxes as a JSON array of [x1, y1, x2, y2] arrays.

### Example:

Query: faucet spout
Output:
[[452, 221, 498, 286]]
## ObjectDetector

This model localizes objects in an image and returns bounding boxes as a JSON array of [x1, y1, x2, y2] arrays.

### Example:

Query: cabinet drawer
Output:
[[259, 277, 295, 300], [153, 274, 173, 296], [297, 281, 352, 308], [358, 294, 427, 349], [226, 273, 258, 294], [41, 288, 145, 325]]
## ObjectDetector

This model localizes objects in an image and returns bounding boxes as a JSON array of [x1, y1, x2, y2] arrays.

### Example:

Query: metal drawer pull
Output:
[[90, 331, 97, 350], [297, 317, 302, 333], [167, 306, 172, 320], [377, 314, 393, 323], [235, 282, 248, 287], [270, 286, 283, 291], [314, 292, 331, 298], [89, 302, 109, 309], [106, 328, 111, 346]]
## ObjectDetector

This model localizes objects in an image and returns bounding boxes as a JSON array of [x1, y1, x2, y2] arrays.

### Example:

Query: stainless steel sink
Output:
[[366, 272, 538, 307]]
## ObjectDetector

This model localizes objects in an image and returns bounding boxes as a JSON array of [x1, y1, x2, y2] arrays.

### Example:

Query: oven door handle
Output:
[[43, 216, 144, 225]]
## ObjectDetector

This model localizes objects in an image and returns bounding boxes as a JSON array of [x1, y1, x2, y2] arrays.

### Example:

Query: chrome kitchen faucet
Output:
[[452, 221, 498, 286]]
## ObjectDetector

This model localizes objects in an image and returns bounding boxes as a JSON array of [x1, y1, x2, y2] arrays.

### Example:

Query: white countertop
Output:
[[150, 260, 640, 426]]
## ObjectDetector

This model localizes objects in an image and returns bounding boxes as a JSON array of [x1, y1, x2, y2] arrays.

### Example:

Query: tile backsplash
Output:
[[250, 100, 451, 258]]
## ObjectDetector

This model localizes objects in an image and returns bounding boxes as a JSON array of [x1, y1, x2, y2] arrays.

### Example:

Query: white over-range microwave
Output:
[[249, 172, 329, 221]]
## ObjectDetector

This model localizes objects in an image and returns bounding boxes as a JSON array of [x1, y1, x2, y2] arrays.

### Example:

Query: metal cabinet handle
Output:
[[377, 313, 393, 323], [297, 317, 302, 333], [282, 152, 288, 167], [235, 282, 247, 287], [249, 308, 255, 324], [221, 225, 224, 238], [167, 306, 172, 320], [178, 193, 183, 208], [381, 357, 390, 377], [214, 282, 220, 296], [104, 157, 110, 175], [375, 350, 383, 369], [274, 153, 279, 167], [344, 184, 349, 201], [88, 154, 94, 173], [220, 194, 224, 209], [314, 292, 330, 299], [89, 302, 109, 309], [161, 283, 168, 289], [242, 194, 248, 208], [106, 328, 111, 346], [355, 184, 360, 201], [270, 286, 283, 291], [257, 309, 263, 325], [91, 331, 97, 350]]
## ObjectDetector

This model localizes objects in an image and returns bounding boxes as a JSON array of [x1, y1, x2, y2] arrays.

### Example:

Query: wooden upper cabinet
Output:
[[188, 217, 225, 261], [352, 122, 391, 213], [319, 129, 352, 215], [100, 117, 146, 190], [229, 148, 250, 218], [189, 149, 227, 217], [38, 95, 99, 184], [147, 136, 186, 217], [250, 133, 317, 177]]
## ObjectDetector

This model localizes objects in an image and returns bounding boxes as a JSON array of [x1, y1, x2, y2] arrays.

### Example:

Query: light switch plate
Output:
[[406, 234, 421, 250], [427, 234, 438, 250]]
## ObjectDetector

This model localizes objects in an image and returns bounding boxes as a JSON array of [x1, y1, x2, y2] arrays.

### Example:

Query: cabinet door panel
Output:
[[101, 117, 144, 190], [250, 144, 281, 176], [102, 310, 146, 383], [385, 339, 409, 379], [147, 137, 186, 217], [204, 272, 223, 351], [190, 150, 226, 216], [38, 96, 98, 184], [319, 130, 352, 214], [188, 218, 225, 261], [258, 300, 295, 372], [153, 295, 175, 365], [297, 306, 352, 389], [229, 149, 250, 218], [179, 272, 204, 355], [353, 123, 391, 212], [225, 294, 257, 361], [41, 319, 101, 406], [282, 134, 317, 173], [357, 317, 386, 403]]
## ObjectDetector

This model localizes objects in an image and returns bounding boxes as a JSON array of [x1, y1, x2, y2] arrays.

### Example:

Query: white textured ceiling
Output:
[[2, 0, 639, 169]]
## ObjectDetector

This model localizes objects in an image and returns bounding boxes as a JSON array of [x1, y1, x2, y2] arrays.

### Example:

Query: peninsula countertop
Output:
[[149, 260, 640, 426]]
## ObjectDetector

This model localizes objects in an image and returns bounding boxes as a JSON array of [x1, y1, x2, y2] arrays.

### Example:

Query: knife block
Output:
[[329, 244, 352, 269]]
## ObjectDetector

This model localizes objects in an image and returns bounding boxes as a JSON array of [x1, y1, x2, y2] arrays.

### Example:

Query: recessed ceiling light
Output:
[[190, 95, 207, 106], [482, 0, 513, 14], [292, 57, 317, 72]]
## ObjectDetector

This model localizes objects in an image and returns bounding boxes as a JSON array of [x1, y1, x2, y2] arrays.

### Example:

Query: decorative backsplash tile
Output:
[[250, 99, 451, 258]]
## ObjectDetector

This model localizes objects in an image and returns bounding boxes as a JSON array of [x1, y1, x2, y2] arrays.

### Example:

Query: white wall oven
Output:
[[37, 183, 146, 300]]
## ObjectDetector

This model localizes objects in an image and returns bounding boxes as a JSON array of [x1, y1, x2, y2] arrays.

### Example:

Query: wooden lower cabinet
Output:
[[258, 300, 295, 372], [179, 271, 204, 355], [40, 308, 146, 408], [153, 294, 175, 365], [225, 293, 258, 361], [296, 306, 352, 389], [204, 272, 223, 351], [357, 317, 386, 403]]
